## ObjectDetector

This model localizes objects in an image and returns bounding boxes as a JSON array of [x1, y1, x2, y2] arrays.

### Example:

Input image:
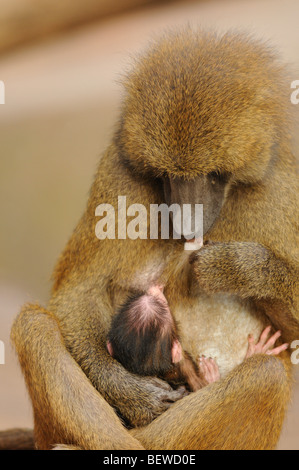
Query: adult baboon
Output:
[[10, 29, 299, 450]]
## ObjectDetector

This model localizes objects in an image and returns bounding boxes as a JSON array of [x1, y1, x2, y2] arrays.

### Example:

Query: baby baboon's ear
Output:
[[106, 341, 114, 357], [171, 339, 183, 364]]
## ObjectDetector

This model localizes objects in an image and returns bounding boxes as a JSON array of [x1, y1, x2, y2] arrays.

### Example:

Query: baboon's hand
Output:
[[190, 241, 271, 298], [121, 377, 186, 427], [246, 326, 289, 358], [198, 356, 220, 385]]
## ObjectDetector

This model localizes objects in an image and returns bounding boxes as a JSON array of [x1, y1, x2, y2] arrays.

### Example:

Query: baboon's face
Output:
[[163, 173, 228, 236], [116, 30, 287, 236]]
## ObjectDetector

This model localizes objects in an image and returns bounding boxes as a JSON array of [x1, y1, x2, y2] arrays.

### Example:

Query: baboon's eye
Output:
[[208, 171, 229, 185]]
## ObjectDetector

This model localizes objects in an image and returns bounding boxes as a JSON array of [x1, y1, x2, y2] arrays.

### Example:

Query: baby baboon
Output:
[[107, 284, 212, 391], [107, 285, 289, 391]]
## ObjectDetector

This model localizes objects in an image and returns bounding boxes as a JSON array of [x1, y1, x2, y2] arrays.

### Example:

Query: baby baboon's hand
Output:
[[198, 356, 220, 385], [124, 376, 186, 427], [246, 326, 289, 359]]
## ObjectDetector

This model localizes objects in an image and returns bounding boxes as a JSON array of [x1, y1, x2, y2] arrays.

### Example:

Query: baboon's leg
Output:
[[131, 354, 291, 450], [11, 304, 144, 450], [11, 304, 291, 450]]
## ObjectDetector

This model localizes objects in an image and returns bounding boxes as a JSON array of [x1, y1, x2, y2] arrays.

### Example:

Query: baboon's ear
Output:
[[171, 339, 183, 364], [107, 341, 114, 357]]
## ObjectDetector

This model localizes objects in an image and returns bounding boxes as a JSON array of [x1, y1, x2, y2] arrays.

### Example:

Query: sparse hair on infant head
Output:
[[107, 286, 178, 376]]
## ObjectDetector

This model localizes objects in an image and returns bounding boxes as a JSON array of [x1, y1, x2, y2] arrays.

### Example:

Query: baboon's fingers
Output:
[[258, 326, 272, 346], [162, 386, 186, 403], [262, 331, 282, 353], [245, 334, 256, 358], [205, 358, 220, 382], [198, 356, 208, 378], [266, 343, 289, 356]]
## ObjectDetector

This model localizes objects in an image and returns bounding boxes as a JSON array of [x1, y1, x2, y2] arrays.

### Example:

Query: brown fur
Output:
[[0, 429, 35, 450], [10, 28, 299, 450]]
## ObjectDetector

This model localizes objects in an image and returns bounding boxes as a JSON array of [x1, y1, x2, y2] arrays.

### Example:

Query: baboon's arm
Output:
[[52, 296, 186, 428], [72, 338, 186, 427], [11, 303, 144, 449], [191, 242, 299, 339]]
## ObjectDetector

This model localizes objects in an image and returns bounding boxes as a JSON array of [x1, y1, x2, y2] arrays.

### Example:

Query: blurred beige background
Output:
[[0, 0, 298, 449]]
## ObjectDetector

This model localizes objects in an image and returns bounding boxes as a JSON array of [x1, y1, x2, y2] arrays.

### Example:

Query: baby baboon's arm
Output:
[[195, 327, 288, 390]]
